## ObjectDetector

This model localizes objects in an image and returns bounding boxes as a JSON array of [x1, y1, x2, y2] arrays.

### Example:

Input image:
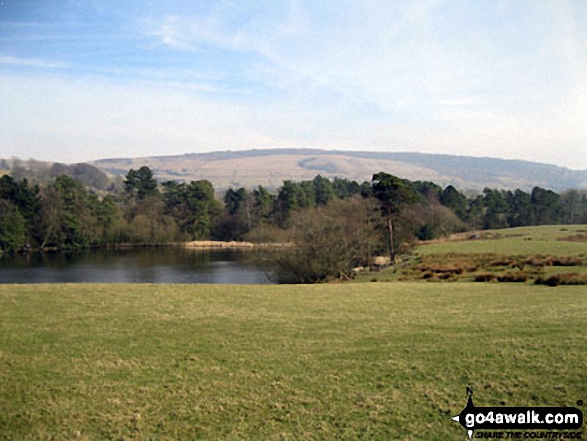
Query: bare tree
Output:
[[274, 196, 382, 283]]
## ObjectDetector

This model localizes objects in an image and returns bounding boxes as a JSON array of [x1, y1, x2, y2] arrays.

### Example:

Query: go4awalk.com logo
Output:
[[452, 388, 584, 439]]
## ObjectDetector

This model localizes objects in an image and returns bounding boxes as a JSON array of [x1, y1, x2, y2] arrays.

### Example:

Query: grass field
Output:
[[1, 283, 586, 440], [355, 225, 587, 285], [414, 225, 587, 256]]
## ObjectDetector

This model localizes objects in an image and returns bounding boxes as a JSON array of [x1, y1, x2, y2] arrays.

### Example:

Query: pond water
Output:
[[0, 248, 276, 284]]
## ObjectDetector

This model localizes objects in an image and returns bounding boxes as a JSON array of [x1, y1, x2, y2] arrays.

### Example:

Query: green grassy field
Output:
[[1, 283, 585, 440], [414, 225, 587, 256], [354, 225, 587, 284]]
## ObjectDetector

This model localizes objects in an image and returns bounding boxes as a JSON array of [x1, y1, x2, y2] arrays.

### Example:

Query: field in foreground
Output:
[[1, 283, 586, 440]]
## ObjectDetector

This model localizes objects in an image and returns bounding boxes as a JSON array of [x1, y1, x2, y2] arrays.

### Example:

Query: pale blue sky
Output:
[[1, 0, 586, 169]]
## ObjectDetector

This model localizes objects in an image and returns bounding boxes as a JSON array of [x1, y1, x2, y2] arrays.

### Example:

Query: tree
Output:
[[0, 175, 41, 245], [482, 188, 510, 229], [36, 186, 66, 247], [440, 185, 468, 221], [465, 194, 484, 229], [274, 197, 381, 283], [506, 189, 534, 227], [124, 166, 158, 200], [49, 175, 101, 247], [275, 181, 306, 226], [162, 180, 221, 240], [216, 187, 253, 241], [332, 177, 360, 199], [531, 187, 563, 225], [405, 200, 467, 241], [371, 172, 417, 261], [127, 196, 178, 244], [224, 187, 250, 217], [0, 175, 41, 223], [252, 186, 273, 224], [561, 190, 587, 224], [0, 199, 26, 251], [312, 175, 335, 205], [410, 180, 442, 200], [359, 181, 373, 198], [185, 180, 222, 239], [95, 195, 125, 244]]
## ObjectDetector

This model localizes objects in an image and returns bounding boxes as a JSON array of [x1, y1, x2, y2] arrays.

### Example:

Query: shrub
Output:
[[497, 272, 528, 283], [551, 257, 583, 266], [273, 197, 382, 283], [474, 273, 496, 282], [490, 259, 515, 267], [535, 273, 587, 287]]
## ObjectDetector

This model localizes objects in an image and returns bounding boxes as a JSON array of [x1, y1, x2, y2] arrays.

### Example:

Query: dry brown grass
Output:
[[557, 234, 587, 242], [474, 273, 497, 282], [535, 272, 587, 286], [496, 272, 529, 283], [395, 251, 584, 284], [522, 255, 584, 267]]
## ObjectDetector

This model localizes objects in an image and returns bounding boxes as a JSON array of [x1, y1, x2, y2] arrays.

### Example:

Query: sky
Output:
[[0, 0, 586, 169]]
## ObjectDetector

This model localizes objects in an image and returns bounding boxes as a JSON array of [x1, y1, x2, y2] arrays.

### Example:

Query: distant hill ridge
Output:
[[92, 149, 587, 192]]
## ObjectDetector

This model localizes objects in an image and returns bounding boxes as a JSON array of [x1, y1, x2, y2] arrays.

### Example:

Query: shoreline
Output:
[[10, 241, 289, 254]]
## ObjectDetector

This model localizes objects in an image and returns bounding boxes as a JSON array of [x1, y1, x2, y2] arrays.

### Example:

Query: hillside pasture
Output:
[[414, 225, 587, 256], [357, 225, 587, 284]]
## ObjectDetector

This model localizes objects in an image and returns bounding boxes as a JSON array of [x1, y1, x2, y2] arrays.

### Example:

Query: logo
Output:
[[452, 387, 583, 440]]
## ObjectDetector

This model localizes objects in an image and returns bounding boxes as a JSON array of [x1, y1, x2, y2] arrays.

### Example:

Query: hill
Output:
[[1, 158, 111, 191], [88, 148, 586, 192]]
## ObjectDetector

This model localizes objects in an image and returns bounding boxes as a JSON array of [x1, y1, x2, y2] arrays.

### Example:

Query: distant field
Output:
[[414, 225, 587, 256], [1, 283, 586, 440], [354, 225, 587, 285]]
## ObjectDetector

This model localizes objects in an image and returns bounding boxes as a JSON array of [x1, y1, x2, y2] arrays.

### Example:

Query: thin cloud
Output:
[[0, 56, 71, 69], [1, 0, 586, 170], [438, 98, 483, 107]]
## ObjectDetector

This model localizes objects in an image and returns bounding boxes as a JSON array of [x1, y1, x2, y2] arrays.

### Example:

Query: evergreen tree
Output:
[[275, 181, 307, 226], [482, 188, 510, 229], [506, 189, 534, 227], [312, 175, 335, 205], [50, 175, 100, 247], [440, 185, 468, 220], [252, 186, 273, 224], [410, 181, 442, 200], [162, 180, 221, 239], [124, 166, 158, 200], [332, 177, 360, 199], [561, 190, 587, 224], [372, 172, 417, 261], [531, 187, 563, 225], [0, 199, 26, 251]]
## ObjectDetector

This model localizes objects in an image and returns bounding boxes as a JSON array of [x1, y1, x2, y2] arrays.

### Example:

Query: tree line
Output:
[[1, 166, 587, 265]]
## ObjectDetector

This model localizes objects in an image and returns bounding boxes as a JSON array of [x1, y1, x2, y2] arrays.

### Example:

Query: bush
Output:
[[274, 197, 382, 283], [535, 273, 587, 287], [551, 256, 583, 266], [474, 273, 496, 282], [497, 272, 528, 283]]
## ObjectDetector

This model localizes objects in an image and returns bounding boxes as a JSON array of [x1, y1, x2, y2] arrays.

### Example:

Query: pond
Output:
[[0, 248, 276, 284]]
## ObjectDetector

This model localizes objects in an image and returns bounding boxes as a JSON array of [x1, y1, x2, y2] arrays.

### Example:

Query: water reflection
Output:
[[0, 248, 275, 284]]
